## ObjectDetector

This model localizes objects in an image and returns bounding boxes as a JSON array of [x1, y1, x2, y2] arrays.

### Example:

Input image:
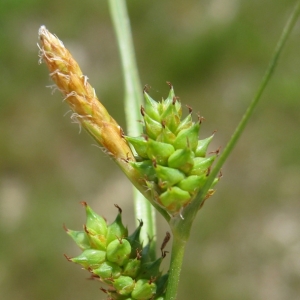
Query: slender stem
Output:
[[166, 2, 300, 298], [165, 233, 187, 300], [108, 0, 156, 258], [181, 0, 300, 233]]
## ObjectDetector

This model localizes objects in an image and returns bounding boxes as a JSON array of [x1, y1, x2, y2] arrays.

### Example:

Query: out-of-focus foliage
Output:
[[0, 0, 300, 299]]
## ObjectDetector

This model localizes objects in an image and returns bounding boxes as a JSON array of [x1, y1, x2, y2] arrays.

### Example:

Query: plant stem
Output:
[[108, 0, 156, 258], [166, 2, 300, 299], [182, 0, 300, 233], [165, 233, 187, 300]]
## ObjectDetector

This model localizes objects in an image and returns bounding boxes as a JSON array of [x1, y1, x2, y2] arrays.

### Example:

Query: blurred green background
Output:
[[1, 0, 300, 299]]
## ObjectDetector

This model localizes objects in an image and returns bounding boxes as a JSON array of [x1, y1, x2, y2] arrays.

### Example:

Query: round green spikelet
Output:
[[125, 84, 220, 215], [65, 204, 169, 300]]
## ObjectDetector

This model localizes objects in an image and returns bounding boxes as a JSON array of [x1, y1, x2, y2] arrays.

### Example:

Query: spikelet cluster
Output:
[[65, 202, 168, 300], [126, 84, 219, 215], [38, 26, 135, 165]]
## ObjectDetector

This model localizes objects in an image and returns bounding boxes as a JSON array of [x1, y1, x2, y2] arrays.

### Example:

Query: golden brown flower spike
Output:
[[38, 26, 134, 163]]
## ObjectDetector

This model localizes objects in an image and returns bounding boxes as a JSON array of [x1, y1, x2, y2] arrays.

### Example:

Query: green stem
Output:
[[108, 0, 156, 258], [166, 2, 300, 299], [181, 0, 300, 234], [165, 233, 187, 300]]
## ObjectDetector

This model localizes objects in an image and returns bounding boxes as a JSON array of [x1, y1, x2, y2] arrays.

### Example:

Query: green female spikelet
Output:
[[64, 203, 168, 300], [126, 83, 220, 215]]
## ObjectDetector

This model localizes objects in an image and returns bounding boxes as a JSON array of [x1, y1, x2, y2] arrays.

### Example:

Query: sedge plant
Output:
[[38, 1, 300, 299]]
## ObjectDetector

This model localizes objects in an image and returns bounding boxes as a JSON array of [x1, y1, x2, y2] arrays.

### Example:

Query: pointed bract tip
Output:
[[143, 84, 151, 93], [137, 219, 144, 227], [63, 223, 69, 232], [100, 287, 108, 294], [186, 104, 193, 114], [64, 254, 72, 262], [80, 201, 88, 207], [114, 204, 122, 214], [166, 81, 173, 89], [83, 224, 89, 234]]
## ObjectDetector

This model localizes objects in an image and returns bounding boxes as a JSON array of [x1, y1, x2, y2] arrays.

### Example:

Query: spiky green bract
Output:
[[65, 204, 168, 300], [126, 85, 219, 215]]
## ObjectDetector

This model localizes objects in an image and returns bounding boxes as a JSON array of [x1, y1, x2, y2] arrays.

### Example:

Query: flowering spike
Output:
[[65, 204, 168, 299], [39, 26, 220, 218], [123, 86, 220, 215], [38, 26, 135, 165]]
